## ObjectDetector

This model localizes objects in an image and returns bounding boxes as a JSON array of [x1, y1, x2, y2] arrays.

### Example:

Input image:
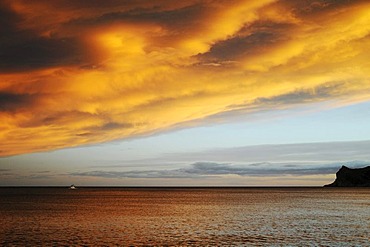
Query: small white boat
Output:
[[69, 184, 76, 190]]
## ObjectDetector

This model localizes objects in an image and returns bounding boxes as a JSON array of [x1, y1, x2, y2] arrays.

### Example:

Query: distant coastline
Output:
[[324, 166, 370, 187]]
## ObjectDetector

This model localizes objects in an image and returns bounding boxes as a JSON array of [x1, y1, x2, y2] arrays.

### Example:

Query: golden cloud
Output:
[[1, 0, 370, 156]]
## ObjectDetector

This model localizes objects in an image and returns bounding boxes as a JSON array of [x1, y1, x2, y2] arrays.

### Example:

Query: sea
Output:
[[0, 187, 369, 246]]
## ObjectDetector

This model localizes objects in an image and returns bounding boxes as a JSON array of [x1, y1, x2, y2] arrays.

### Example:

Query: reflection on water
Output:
[[0, 188, 369, 246]]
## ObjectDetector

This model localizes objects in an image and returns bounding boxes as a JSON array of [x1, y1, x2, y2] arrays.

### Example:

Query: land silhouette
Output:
[[324, 166, 370, 187]]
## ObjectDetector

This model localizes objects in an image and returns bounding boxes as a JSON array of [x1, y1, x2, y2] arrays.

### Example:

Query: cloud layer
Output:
[[1, 0, 370, 156], [69, 161, 369, 179]]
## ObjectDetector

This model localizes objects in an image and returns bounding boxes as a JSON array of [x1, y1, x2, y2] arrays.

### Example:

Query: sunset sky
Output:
[[1, 0, 370, 186]]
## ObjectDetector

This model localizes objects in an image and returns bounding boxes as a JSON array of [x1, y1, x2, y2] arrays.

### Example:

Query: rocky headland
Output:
[[324, 165, 370, 187]]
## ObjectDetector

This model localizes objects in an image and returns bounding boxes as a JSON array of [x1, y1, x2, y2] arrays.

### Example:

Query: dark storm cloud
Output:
[[67, 4, 204, 29], [48, 0, 147, 9], [0, 0, 203, 72], [24, 0, 185, 11], [0, 92, 37, 112], [0, 37, 86, 72], [0, 3, 18, 36], [69, 161, 370, 179], [200, 32, 275, 61], [0, 1, 89, 72], [282, 0, 366, 16], [199, 21, 292, 62]]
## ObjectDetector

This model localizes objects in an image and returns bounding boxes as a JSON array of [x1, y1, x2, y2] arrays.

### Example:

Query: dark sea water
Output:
[[0, 187, 369, 246]]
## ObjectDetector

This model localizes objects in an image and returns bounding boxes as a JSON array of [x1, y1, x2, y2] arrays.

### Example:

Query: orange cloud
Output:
[[1, 0, 370, 156]]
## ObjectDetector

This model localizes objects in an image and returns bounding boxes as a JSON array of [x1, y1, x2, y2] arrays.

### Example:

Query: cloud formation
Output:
[[159, 140, 370, 164], [1, 0, 370, 156], [70, 161, 370, 179]]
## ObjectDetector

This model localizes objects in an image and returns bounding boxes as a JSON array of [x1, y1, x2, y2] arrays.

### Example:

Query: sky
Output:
[[1, 0, 370, 186]]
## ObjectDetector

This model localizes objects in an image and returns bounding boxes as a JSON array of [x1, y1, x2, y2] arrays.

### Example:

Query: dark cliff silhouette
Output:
[[324, 165, 370, 187]]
